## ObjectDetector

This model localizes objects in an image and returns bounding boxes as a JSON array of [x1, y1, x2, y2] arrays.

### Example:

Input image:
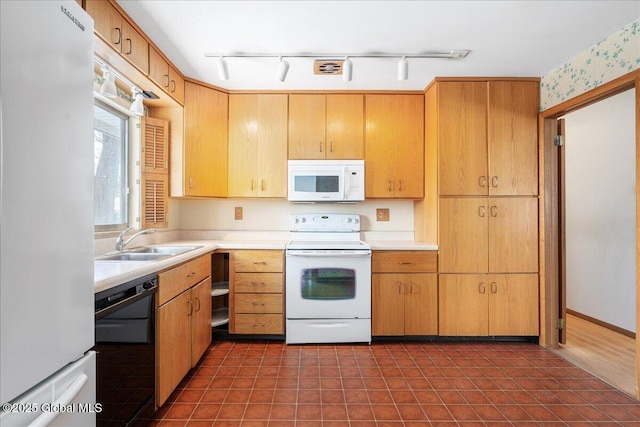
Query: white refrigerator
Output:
[[1, 1, 97, 426]]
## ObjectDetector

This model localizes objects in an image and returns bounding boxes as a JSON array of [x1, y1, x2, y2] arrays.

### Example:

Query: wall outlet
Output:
[[376, 208, 390, 221], [234, 206, 243, 220]]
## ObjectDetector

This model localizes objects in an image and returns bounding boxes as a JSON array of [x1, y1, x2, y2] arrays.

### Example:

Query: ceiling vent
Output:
[[314, 59, 344, 75]]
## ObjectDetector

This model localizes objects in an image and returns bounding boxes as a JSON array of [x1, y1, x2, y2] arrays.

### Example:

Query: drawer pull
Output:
[[251, 282, 265, 286], [187, 272, 196, 278], [399, 262, 413, 265], [252, 302, 265, 306], [254, 261, 267, 265], [253, 323, 265, 327]]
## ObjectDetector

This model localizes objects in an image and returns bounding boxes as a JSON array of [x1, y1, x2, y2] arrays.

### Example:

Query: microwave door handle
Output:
[[342, 166, 347, 199]]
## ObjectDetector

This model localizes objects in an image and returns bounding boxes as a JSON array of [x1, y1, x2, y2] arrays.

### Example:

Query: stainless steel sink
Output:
[[98, 253, 171, 262], [130, 245, 202, 255]]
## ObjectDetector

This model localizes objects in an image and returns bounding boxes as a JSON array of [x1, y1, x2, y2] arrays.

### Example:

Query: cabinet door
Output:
[[184, 82, 228, 197], [488, 81, 538, 196], [438, 81, 488, 196], [372, 274, 405, 336], [256, 94, 288, 197], [488, 274, 539, 336], [288, 95, 326, 159], [326, 94, 364, 159], [168, 64, 185, 104], [439, 198, 489, 273], [149, 47, 169, 93], [404, 274, 438, 335], [191, 278, 212, 366], [438, 274, 488, 336], [120, 21, 148, 74], [365, 95, 424, 198], [156, 290, 191, 407], [85, 0, 123, 53], [488, 197, 539, 273], [228, 94, 259, 196]]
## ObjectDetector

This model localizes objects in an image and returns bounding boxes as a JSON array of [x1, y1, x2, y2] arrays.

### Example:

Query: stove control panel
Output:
[[290, 213, 360, 232]]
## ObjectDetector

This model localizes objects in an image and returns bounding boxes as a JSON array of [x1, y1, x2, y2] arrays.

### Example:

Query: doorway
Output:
[[539, 70, 640, 399]]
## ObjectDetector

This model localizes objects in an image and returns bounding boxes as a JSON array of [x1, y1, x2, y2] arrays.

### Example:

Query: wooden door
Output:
[[228, 94, 259, 196], [488, 81, 539, 196], [141, 173, 168, 229], [404, 274, 438, 335], [326, 94, 364, 159], [184, 82, 228, 197], [149, 47, 169, 92], [288, 94, 326, 159], [156, 290, 191, 406], [191, 278, 212, 366], [438, 197, 488, 273], [439, 274, 488, 336], [392, 95, 424, 198], [120, 21, 148, 74], [256, 94, 288, 197], [438, 81, 488, 196], [488, 274, 539, 335], [488, 197, 539, 273], [372, 274, 405, 336], [168, 65, 185, 104], [85, 0, 122, 53]]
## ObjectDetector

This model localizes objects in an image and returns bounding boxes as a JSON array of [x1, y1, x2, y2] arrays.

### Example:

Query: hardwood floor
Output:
[[552, 313, 636, 397]]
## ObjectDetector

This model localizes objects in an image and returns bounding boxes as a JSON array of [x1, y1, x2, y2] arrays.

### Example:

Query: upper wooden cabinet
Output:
[[228, 94, 288, 197], [288, 94, 364, 159], [183, 81, 228, 197], [149, 47, 185, 105], [85, 0, 149, 74], [365, 94, 424, 198], [436, 80, 539, 196]]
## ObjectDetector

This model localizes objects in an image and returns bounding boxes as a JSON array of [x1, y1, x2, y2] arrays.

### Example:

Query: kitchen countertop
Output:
[[94, 238, 437, 294]]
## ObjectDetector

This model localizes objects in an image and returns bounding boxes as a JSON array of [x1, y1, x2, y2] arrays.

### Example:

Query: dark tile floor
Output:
[[146, 337, 640, 426]]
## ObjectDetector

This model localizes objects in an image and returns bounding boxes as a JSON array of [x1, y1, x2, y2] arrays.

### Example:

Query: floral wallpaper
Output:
[[541, 19, 639, 110]]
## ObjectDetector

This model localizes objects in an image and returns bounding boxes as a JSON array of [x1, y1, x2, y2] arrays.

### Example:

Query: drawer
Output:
[[233, 250, 283, 273], [158, 255, 211, 305], [372, 251, 437, 273], [234, 273, 283, 293], [235, 293, 283, 314], [234, 314, 283, 334]]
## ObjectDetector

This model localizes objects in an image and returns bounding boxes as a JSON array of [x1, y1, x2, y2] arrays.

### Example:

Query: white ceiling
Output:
[[116, 1, 639, 91]]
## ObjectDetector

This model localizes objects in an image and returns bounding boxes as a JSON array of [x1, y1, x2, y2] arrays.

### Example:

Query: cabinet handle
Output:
[[490, 282, 498, 294], [408, 282, 414, 294], [113, 27, 121, 45], [187, 272, 196, 278], [251, 282, 265, 286], [261, 180, 266, 191], [399, 262, 413, 265], [491, 176, 499, 188], [164, 74, 170, 88], [479, 176, 487, 188], [170, 79, 176, 92], [254, 261, 267, 265], [195, 297, 201, 311], [250, 179, 254, 191], [330, 141, 334, 152], [398, 180, 403, 191], [188, 300, 193, 316], [479, 282, 486, 294], [319, 142, 323, 153], [252, 302, 265, 306], [478, 206, 486, 217], [253, 323, 265, 328], [388, 180, 394, 192], [189, 176, 193, 189], [125, 38, 132, 55], [397, 282, 402, 294], [490, 206, 498, 217]]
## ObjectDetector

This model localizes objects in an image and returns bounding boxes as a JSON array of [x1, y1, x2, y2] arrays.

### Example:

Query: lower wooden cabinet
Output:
[[229, 250, 284, 335], [438, 274, 539, 336], [156, 254, 212, 407], [371, 251, 438, 336]]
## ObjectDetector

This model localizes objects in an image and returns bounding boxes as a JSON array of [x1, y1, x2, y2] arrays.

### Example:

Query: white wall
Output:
[[564, 88, 636, 332], [177, 198, 415, 235]]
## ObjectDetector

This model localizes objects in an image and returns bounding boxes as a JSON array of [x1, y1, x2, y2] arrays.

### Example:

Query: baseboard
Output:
[[566, 309, 636, 339]]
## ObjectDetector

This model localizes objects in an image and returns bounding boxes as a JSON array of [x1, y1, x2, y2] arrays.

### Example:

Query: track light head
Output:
[[276, 57, 290, 82], [398, 56, 408, 81], [130, 88, 144, 116], [216, 57, 229, 81], [100, 69, 118, 98], [342, 57, 353, 82]]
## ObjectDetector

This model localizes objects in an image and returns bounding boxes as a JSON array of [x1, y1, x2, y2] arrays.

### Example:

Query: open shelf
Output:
[[212, 281, 229, 297], [211, 307, 229, 327]]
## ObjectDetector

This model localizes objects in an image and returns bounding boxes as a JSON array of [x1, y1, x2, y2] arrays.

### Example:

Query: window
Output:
[[94, 101, 128, 232]]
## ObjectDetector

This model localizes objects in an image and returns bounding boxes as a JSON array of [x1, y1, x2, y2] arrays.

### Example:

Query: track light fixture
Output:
[[398, 56, 408, 81], [343, 57, 353, 82], [276, 56, 290, 82], [100, 68, 117, 98], [130, 88, 144, 116], [216, 57, 229, 81], [205, 50, 469, 81]]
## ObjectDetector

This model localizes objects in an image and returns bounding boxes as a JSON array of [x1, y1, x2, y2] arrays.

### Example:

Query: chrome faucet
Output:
[[115, 227, 158, 252]]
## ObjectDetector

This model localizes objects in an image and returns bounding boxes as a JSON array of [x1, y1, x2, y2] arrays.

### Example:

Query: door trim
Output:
[[538, 69, 639, 399]]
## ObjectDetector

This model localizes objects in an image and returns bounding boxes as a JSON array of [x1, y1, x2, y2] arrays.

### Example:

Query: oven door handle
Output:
[[286, 251, 371, 258]]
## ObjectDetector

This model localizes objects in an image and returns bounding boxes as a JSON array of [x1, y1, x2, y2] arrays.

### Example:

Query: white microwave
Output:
[[288, 160, 365, 202]]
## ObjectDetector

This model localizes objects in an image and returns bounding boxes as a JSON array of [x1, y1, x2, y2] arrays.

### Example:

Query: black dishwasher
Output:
[[94, 273, 158, 426]]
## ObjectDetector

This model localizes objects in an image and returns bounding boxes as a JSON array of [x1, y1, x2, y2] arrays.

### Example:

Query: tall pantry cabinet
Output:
[[419, 78, 540, 337]]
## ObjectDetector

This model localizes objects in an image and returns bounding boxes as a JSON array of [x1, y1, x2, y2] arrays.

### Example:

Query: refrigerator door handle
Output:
[[27, 373, 88, 427]]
